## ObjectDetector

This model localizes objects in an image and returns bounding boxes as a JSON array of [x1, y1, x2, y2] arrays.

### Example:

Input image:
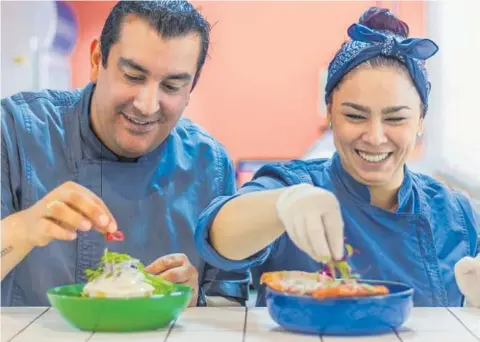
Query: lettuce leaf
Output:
[[84, 250, 175, 295], [320, 243, 360, 281]]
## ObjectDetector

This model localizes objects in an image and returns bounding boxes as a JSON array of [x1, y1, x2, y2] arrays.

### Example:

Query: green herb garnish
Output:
[[320, 243, 360, 281], [84, 250, 175, 295]]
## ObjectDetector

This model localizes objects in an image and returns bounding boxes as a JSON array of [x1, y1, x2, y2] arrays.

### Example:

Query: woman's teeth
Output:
[[357, 150, 391, 163]]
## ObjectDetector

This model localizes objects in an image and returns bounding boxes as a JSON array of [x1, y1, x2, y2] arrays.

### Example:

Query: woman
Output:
[[195, 7, 480, 307]]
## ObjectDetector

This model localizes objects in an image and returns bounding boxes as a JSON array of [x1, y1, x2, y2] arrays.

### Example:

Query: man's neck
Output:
[[89, 91, 102, 141]]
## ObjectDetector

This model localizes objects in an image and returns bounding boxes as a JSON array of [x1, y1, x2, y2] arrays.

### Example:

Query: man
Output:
[[1, 0, 249, 307]]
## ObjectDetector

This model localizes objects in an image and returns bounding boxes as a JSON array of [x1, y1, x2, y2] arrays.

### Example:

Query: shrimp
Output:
[[260, 271, 390, 300]]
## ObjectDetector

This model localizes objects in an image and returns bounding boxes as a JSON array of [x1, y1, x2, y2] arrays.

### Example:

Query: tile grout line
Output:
[[394, 328, 405, 342], [242, 306, 248, 342], [7, 307, 50, 342], [162, 317, 177, 342], [84, 331, 95, 342], [86, 316, 175, 342], [321, 328, 402, 341], [446, 307, 480, 342]]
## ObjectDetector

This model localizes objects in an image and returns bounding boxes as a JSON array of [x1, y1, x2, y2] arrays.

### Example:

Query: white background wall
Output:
[[0, 1, 71, 98], [425, 0, 480, 200]]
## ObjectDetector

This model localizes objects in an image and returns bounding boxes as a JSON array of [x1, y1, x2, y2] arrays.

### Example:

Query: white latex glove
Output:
[[276, 183, 344, 262], [454, 254, 480, 308]]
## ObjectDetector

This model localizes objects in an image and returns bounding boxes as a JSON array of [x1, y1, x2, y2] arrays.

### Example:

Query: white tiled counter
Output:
[[2, 306, 479, 342]]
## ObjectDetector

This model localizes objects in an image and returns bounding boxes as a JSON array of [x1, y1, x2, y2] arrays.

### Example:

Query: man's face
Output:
[[90, 15, 202, 158]]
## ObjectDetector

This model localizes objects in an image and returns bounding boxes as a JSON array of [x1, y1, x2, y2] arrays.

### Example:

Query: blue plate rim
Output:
[[265, 278, 414, 302]]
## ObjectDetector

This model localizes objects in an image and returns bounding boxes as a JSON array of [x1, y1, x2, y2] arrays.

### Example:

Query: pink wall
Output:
[[68, 1, 425, 163]]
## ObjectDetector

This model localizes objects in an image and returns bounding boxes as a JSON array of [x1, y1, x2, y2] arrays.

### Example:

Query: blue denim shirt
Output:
[[1, 83, 249, 306], [195, 154, 480, 306]]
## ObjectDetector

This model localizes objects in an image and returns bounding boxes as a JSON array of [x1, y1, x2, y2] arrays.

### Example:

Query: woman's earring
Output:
[[329, 121, 333, 129], [417, 132, 423, 137]]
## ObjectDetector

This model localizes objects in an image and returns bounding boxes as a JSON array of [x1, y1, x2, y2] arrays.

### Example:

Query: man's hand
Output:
[[19, 181, 117, 248], [145, 253, 199, 307], [1, 181, 118, 280], [454, 254, 480, 307]]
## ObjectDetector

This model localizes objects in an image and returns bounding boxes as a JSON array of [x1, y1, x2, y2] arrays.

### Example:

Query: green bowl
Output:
[[47, 283, 193, 332]]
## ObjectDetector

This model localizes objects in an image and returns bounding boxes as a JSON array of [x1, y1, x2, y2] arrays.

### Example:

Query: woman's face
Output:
[[328, 66, 424, 189]]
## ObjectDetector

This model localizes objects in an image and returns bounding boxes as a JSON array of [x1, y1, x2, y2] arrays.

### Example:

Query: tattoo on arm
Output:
[[1, 245, 13, 258]]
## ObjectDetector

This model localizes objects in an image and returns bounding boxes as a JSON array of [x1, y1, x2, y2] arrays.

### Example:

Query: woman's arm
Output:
[[195, 162, 344, 272], [207, 183, 344, 264], [210, 188, 287, 261]]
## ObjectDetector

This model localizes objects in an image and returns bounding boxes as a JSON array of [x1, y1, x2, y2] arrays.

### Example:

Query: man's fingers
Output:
[[144, 253, 199, 307], [144, 254, 188, 274], [159, 265, 192, 284], [44, 200, 92, 231], [60, 182, 117, 233], [82, 187, 118, 232], [145, 254, 198, 285], [38, 218, 77, 245], [55, 190, 109, 231]]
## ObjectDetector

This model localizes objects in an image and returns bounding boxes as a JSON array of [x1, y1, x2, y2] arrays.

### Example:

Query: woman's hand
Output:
[[276, 184, 344, 263], [454, 254, 480, 307]]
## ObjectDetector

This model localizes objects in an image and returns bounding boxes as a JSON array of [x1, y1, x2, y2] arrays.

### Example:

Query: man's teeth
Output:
[[123, 113, 155, 125], [358, 151, 390, 162]]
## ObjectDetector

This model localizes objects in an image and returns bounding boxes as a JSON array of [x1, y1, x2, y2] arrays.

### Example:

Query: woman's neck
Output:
[[368, 169, 404, 212], [369, 186, 400, 211]]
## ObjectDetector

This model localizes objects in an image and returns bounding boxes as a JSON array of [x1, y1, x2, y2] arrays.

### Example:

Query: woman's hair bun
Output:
[[359, 7, 409, 38]]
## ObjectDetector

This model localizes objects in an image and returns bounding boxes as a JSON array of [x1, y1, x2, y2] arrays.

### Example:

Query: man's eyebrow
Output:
[[164, 73, 192, 81], [118, 58, 192, 82], [119, 57, 149, 74]]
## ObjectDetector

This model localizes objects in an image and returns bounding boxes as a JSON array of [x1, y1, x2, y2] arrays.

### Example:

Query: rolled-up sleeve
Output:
[[195, 161, 300, 273], [1, 98, 21, 219]]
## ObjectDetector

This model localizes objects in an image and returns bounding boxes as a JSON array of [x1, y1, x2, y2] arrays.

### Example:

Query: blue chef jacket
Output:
[[1, 83, 249, 306], [195, 154, 480, 306]]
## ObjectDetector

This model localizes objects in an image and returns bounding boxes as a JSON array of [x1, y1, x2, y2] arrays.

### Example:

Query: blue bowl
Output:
[[265, 279, 414, 336]]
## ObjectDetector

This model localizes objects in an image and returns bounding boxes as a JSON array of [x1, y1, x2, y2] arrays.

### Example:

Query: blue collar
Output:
[[330, 152, 414, 213]]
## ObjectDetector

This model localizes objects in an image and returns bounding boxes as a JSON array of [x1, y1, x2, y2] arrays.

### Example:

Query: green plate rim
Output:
[[47, 283, 193, 302]]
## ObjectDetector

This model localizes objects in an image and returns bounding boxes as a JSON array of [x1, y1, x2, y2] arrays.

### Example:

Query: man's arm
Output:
[[1, 100, 34, 280], [1, 212, 35, 280]]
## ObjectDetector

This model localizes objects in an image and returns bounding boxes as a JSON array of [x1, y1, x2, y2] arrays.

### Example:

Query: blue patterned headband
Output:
[[325, 23, 439, 114]]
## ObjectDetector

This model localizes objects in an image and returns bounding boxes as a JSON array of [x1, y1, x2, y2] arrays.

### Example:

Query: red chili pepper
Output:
[[106, 231, 125, 241]]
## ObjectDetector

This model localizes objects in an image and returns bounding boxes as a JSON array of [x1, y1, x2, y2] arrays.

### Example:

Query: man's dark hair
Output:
[[100, 0, 211, 90]]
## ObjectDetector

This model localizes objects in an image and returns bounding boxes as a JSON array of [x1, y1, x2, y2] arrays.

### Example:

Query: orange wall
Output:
[[67, 1, 425, 163]]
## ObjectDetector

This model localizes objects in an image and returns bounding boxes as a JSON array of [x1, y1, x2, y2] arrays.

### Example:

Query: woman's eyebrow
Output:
[[341, 102, 371, 113], [382, 106, 411, 114]]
